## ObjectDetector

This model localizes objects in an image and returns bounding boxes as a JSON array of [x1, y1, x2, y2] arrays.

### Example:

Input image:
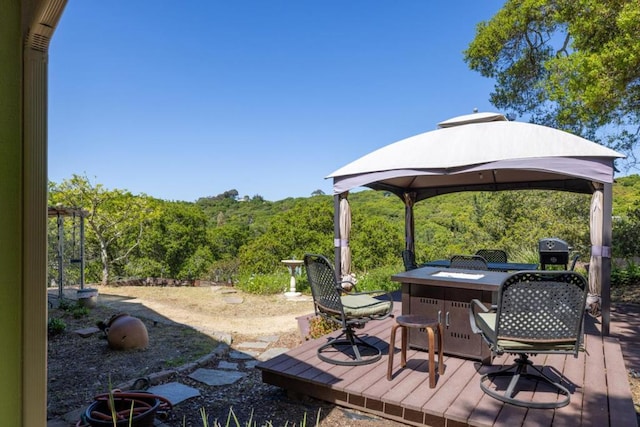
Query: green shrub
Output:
[[57, 298, 74, 311], [306, 315, 341, 340], [48, 317, 66, 336], [507, 246, 540, 265], [57, 299, 90, 318], [236, 271, 290, 294], [71, 305, 89, 318], [355, 265, 402, 293], [612, 259, 640, 287], [206, 258, 241, 284]]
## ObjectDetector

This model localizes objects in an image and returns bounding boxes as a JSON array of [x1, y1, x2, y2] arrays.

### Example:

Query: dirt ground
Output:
[[48, 284, 640, 426], [48, 285, 407, 426]]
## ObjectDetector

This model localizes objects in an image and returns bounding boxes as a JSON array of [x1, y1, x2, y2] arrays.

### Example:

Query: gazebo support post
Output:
[[601, 182, 613, 336], [403, 192, 416, 253], [333, 194, 341, 281]]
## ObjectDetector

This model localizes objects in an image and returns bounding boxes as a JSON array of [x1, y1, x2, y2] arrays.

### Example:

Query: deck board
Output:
[[257, 305, 638, 427]]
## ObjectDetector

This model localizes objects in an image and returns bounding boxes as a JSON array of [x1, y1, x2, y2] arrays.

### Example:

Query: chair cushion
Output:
[[340, 294, 392, 317], [477, 312, 497, 343], [477, 312, 577, 352]]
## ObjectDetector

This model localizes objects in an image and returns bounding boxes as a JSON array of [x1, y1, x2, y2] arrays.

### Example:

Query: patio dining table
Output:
[[392, 266, 537, 362], [421, 259, 538, 271]]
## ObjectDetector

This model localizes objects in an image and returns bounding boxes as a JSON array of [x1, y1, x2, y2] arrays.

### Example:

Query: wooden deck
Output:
[[257, 303, 638, 427]]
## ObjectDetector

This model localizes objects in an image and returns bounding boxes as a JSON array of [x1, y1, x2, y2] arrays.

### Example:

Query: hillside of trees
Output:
[[48, 174, 640, 291]]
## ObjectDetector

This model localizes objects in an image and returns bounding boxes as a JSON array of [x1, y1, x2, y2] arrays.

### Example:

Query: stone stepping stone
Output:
[[257, 335, 280, 343], [236, 341, 269, 350], [222, 296, 243, 304], [147, 382, 200, 405], [74, 326, 100, 338], [188, 368, 246, 386], [244, 360, 260, 369], [217, 361, 238, 370], [229, 350, 258, 359], [258, 348, 289, 361]]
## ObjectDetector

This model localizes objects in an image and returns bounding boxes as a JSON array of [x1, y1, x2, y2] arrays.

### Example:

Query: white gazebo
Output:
[[327, 112, 624, 335]]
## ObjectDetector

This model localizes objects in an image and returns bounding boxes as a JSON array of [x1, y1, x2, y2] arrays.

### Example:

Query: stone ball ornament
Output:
[[104, 313, 149, 350]]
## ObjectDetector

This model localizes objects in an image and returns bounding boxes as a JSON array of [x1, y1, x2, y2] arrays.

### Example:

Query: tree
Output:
[[50, 175, 152, 285], [464, 0, 640, 164], [238, 197, 334, 274], [223, 189, 239, 200], [134, 200, 209, 279], [311, 189, 325, 196]]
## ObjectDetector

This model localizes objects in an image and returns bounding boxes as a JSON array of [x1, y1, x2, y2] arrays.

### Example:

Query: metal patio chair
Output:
[[304, 253, 394, 366], [450, 254, 489, 270], [469, 271, 588, 409], [475, 249, 508, 263]]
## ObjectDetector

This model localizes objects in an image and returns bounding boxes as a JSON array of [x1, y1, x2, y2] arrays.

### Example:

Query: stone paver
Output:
[[74, 326, 100, 338], [147, 382, 200, 405], [244, 360, 260, 369], [236, 341, 270, 349], [188, 368, 246, 386], [217, 360, 239, 370], [229, 349, 259, 359]]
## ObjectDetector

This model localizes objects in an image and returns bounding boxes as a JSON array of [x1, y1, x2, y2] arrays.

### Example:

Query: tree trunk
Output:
[[100, 244, 109, 285]]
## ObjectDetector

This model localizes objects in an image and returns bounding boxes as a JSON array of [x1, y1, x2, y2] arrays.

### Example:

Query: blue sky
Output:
[[48, 1, 505, 202]]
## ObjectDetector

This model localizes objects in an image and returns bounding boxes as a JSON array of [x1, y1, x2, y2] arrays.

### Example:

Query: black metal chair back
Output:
[[450, 254, 488, 270], [469, 270, 588, 409], [475, 249, 507, 263], [304, 253, 344, 321], [495, 271, 587, 349]]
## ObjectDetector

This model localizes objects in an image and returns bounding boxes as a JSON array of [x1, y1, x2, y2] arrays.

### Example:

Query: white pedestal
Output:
[[282, 259, 304, 299]]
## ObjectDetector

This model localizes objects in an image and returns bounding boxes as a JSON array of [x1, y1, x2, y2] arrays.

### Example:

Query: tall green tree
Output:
[[464, 0, 640, 161], [238, 196, 334, 274], [132, 200, 209, 279], [49, 175, 152, 285]]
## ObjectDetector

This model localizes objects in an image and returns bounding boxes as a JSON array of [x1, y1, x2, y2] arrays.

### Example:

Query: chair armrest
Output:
[[469, 299, 493, 335], [338, 279, 358, 293]]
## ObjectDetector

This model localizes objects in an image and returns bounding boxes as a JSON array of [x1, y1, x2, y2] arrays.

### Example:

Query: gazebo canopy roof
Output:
[[328, 113, 625, 201]]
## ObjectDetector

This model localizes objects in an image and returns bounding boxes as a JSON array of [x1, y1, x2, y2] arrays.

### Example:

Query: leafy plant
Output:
[[611, 259, 640, 303], [56, 299, 90, 318], [47, 317, 66, 336], [306, 315, 341, 340], [193, 407, 322, 427], [355, 265, 402, 293], [71, 305, 89, 319], [612, 260, 640, 286], [236, 272, 290, 295], [57, 298, 74, 311]]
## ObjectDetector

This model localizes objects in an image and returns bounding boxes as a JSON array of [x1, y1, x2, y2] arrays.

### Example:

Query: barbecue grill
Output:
[[539, 238, 570, 270]]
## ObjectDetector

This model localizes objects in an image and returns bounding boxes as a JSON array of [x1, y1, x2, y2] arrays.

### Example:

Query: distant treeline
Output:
[[48, 174, 640, 287]]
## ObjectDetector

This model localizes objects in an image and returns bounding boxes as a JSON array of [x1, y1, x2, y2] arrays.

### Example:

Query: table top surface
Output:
[[392, 266, 514, 291], [420, 259, 539, 271]]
